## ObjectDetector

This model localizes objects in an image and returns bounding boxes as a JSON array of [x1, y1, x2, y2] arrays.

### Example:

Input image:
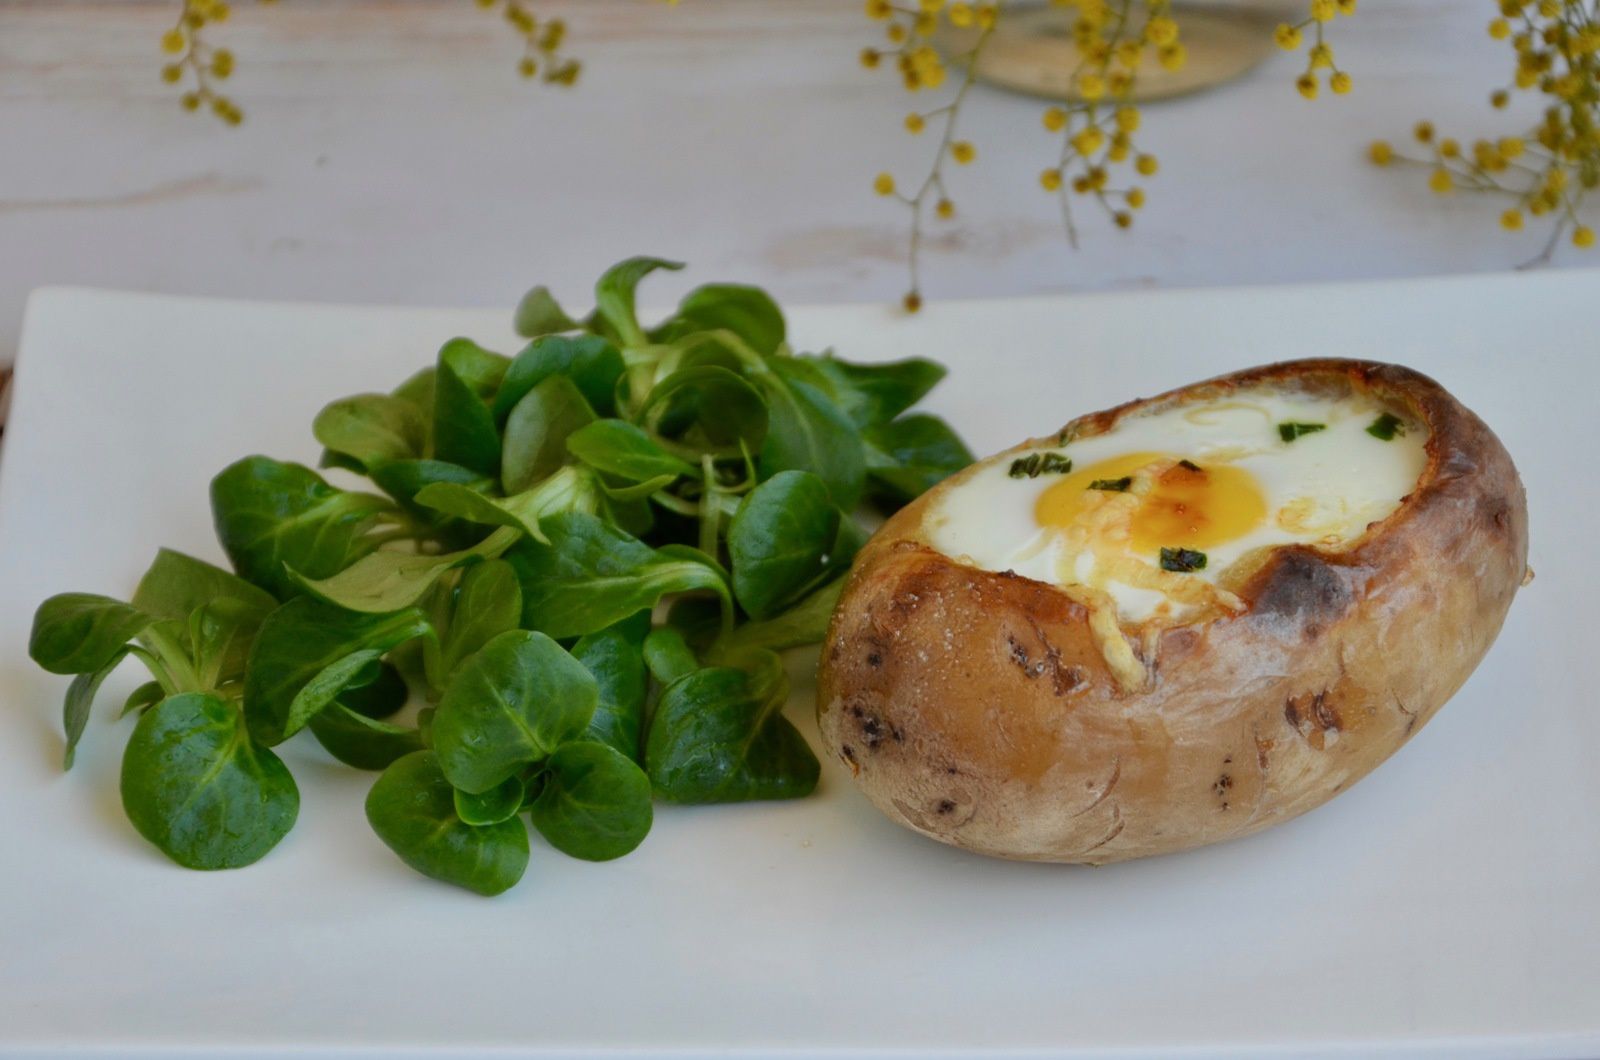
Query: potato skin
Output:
[[817, 359, 1528, 863]]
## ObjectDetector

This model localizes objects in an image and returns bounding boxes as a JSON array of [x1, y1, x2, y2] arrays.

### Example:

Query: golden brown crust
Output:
[[817, 359, 1528, 863]]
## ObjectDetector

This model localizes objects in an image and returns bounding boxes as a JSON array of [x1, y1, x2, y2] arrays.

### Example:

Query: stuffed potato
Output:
[[818, 359, 1528, 863]]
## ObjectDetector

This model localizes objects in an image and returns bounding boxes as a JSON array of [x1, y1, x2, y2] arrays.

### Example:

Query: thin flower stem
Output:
[[1370, 0, 1598, 254], [900, 27, 994, 305]]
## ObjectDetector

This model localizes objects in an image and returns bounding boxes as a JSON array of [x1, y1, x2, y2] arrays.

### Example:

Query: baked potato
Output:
[[817, 359, 1528, 863]]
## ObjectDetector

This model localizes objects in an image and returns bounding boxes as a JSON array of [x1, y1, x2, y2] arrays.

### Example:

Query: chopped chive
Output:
[[1007, 455, 1038, 478], [1278, 422, 1326, 442], [1008, 451, 1072, 479], [1159, 547, 1208, 573], [1087, 476, 1132, 492], [1366, 413, 1405, 440]]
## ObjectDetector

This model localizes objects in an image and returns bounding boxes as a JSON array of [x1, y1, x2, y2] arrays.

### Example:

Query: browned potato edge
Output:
[[817, 358, 1529, 863]]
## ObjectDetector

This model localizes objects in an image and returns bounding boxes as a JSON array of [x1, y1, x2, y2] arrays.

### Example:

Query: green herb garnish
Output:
[[1366, 413, 1406, 440], [1088, 476, 1133, 491], [1008, 451, 1073, 478], [1278, 422, 1327, 442], [1159, 547, 1208, 572], [25, 256, 974, 895]]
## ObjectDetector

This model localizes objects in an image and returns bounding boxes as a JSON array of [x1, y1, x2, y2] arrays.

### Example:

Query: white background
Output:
[[4, 6, 1598, 1054], [2, 0, 1594, 361], [0, 275, 1594, 1057]]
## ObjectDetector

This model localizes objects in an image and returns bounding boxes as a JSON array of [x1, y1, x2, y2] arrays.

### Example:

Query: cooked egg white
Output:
[[924, 387, 1429, 625]]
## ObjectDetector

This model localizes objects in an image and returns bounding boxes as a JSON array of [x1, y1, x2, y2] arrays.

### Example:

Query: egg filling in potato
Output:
[[924, 390, 1429, 627], [820, 361, 1527, 864]]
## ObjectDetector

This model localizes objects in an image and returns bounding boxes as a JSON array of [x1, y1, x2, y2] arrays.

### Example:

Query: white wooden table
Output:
[[0, 0, 1588, 366]]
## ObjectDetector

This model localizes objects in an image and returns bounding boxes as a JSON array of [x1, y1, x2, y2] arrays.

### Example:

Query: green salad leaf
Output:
[[495, 334, 624, 422], [506, 511, 730, 640], [513, 285, 580, 340], [27, 256, 971, 894], [308, 702, 425, 771], [594, 256, 683, 347], [243, 597, 431, 745], [366, 751, 529, 896], [314, 393, 428, 473], [121, 692, 299, 870], [753, 360, 865, 509], [727, 470, 843, 620], [431, 630, 598, 794], [433, 338, 509, 476], [646, 662, 819, 804], [210, 456, 395, 600], [570, 613, 650, 761], [530, 741, 653, 861], [30, 593, 154, 676], [664, 284, 786, 356], [862, 413, 974, 504]]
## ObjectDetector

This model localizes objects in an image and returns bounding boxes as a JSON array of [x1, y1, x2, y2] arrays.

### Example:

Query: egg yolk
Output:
[[1034, 452, 1268, 552]]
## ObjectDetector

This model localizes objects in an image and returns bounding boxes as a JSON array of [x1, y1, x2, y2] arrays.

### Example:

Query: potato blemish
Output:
[[820, 360, 1527, 863]]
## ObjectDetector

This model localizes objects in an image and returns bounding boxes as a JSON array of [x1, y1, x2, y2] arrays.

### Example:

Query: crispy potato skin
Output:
[[818, 359, 1528, 863]]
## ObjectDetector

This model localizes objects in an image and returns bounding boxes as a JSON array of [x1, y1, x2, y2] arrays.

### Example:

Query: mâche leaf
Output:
[[132, 548, 279, 625], [121, 692, 299, 870], [494, 334, 624, 422], [414, 467, 601, 545], [210, 456, 394, 600], [287, 526, 521, 614], [435, 558, 523, 681], [314, 393, 428, 473], [801, 354, 946, 429], [27, 255, 971, 895], [593, 256, 684, 348], [505, 511, 731, 640], [753, 360, 865, 509], [243, 597, 432, 745], [529, 741, 653, 860], [571, 613, 650, 761], [643, 626, 700, 687], [727, 470, 841, 620], [121, 680, 166, 720], [30, 593, 154, 676], [501, 375, 598, 494], [452, 775, 527, 826], [514, 285, 580, 339], [646, 663, 819, 804], [366, 751, 528, 896], [566, 419, 697, 484], [709, 577, 846, 660], [433, 338, 508, 476], [863, 413, 973, 503], [640, 365, 770, 456], [370, 458, 490, 515], [431, 629, 598, 794], [308, 701, 424, 771], [132, 549, 279, 684], [62, 646, 132, 770], [664, 284, 786, 356]]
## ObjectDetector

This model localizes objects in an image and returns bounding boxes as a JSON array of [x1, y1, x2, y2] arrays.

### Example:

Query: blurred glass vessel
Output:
[[936, 1, 1288, 102]]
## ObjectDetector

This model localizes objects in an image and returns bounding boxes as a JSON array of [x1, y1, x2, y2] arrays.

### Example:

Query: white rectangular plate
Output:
[[2, 273, 1595, 1059]]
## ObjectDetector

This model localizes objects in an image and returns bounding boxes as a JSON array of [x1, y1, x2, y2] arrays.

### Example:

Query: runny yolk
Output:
[[1034, 452, 1268, 553]]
